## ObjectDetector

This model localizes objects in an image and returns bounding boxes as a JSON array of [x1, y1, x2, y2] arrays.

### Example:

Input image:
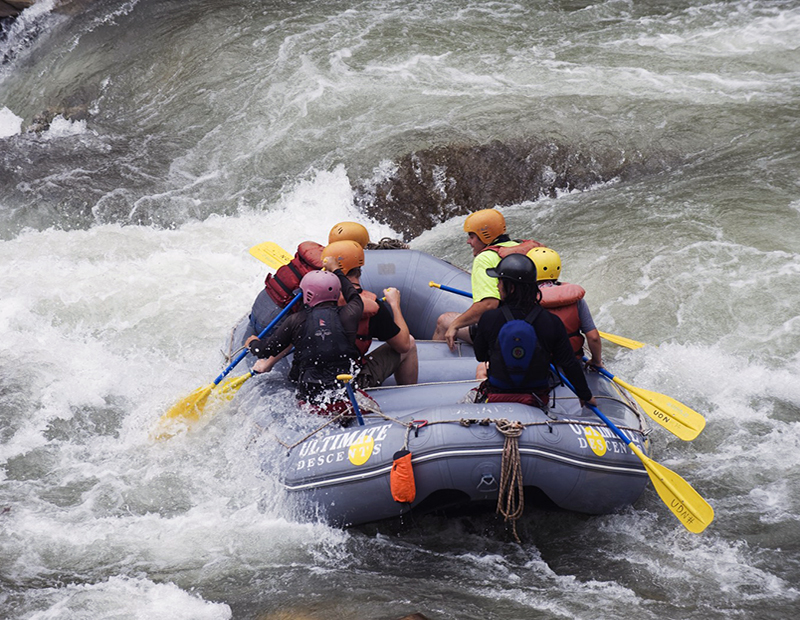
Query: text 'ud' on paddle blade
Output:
[[631, 444, 715, 534]]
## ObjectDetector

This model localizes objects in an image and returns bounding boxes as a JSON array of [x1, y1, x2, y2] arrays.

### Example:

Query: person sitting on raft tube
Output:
[[247, 222, 371, 338], [528, 247, 603, 368], [248, 240, 325, 338], [433, 208, 543, 350], [247, 255, 364, 407], [472, 253, 597, 408], [322, 239, 419, 387]]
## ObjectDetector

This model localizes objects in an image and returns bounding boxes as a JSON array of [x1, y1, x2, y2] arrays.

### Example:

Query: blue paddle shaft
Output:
[[582, 356, 618, 384], [551, 364, 633, 447], [212, 291, 302, 386], [437, 283, 471, 298], [345, 381, 365, 426]]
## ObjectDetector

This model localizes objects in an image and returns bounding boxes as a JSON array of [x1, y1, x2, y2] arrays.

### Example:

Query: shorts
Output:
[[356, 343, 402, 388]]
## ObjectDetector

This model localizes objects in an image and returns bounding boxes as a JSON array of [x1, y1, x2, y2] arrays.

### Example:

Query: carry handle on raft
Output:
[[552, 365, 714, 534], [428, 280, 704, 440], [151, 291, 303, 440]]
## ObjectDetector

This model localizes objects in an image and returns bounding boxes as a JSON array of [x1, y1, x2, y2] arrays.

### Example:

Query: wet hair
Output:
[[501, 279, 541, 308]]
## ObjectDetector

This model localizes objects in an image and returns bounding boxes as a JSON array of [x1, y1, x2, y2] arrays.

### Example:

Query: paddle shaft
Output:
[[552, 365, 636, 448], [212, 291, 302, 386], [345, 381, 365, 426], [430, 281, 471, 298]]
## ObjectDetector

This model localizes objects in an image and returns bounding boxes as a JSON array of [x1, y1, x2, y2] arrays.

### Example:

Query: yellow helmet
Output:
[[322, 240, 365, 274], [328, 221, 370, 248], [527, 247, 561, 281], [463, 209, 506, 244]]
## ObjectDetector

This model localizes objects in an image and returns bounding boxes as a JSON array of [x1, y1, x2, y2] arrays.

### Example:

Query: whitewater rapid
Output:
[[2, 1, 800, 619]]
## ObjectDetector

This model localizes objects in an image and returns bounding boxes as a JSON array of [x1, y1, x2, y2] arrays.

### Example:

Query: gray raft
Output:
[[237, 249, 651, 527]]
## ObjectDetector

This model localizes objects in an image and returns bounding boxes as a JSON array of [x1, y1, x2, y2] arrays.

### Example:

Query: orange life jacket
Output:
[[483, 239, 543, 257], [337, 288, 380, 356], [264, 241, 324, 307], [539, 282, 586, 355]]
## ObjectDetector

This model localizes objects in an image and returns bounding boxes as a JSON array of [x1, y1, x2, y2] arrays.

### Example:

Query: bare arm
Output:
[[444, 298, 499, 349], [584, 328, 603, 367], [383, 287, 412, 354]]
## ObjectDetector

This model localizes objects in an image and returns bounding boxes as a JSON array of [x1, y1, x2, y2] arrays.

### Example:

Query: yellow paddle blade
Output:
[[150, 383, 214, 440], [628, 444, 714, 533], [599, 331, 646, 350], [614, 377, 706, 441], [249, 241, 293, 269], [214, 372, 254, 400]]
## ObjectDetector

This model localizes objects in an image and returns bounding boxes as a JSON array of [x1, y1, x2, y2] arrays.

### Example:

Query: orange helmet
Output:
[[328, 221, 370, 248], [463, 209, 506, 244], [527, 247, 561, 281], [322, 240, 365, 274]]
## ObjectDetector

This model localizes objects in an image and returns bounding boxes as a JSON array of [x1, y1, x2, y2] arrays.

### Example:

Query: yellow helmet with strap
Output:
[[463, 209, 506, 244], [328, 221, 370, 248], [527, 246, 561, 281]]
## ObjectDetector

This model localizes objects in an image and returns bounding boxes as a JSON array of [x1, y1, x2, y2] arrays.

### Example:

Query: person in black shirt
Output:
[[247, 254, 363, 405], [472, 253, 596, 408], [321, 240, 418, 387]]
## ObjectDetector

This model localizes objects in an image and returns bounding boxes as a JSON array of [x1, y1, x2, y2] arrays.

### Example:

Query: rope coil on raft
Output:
[[495, 418, 525, 543]]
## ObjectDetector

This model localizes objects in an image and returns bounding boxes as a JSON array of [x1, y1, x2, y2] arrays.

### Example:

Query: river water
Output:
[[1, 1, 799, 618]]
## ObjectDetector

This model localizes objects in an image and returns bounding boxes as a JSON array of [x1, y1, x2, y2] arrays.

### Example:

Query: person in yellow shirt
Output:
[[433, 208, 542, 350]]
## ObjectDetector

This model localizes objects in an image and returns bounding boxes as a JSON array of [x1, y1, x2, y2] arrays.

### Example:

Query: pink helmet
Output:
[[299, 270, 341, 307]]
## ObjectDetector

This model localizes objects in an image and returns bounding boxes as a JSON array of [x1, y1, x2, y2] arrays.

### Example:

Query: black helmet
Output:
[[486, 253, 538, 284]]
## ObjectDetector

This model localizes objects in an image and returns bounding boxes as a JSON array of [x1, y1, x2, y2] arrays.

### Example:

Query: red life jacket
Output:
[[539, 282, 586, 355], [338, 289, 380, 356], [483, 239, 543, 257], [264, 241, 324, 307]]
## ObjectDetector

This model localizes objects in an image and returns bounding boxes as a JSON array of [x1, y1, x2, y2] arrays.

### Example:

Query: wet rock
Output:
[[0, 1, 36, 20], [26, 103, 89, 133], [354, 138, 670, 240]]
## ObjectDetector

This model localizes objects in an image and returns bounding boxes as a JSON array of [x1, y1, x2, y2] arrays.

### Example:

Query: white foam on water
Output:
[[41, 115, 89, 138], [0, 167, 394, 617], [0, 106, 23, 138], [23, 575, 231, 620]]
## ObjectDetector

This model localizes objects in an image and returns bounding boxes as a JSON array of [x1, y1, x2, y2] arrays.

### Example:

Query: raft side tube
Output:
[[361, 249, 473, 339]]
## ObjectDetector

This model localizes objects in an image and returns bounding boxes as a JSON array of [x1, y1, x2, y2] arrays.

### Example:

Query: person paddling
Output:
[[247, 255, 363, 408], [322, 238, 419, 386], [248, 240, 325, 338], [472, 253, 596, 408], [433, 208, 543, 350], [528, 247, 603, 368]]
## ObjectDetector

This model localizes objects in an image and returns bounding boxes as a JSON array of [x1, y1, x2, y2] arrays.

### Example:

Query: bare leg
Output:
[[394, 337, 418, 385], [432, 312, 459, 340]]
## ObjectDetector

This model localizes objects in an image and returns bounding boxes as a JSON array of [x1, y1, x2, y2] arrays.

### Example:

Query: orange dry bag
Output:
[[390, 449, 416, 503]]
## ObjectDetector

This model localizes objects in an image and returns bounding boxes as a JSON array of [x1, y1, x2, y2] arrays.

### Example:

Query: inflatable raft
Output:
[[231, 249, 651, 528]]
